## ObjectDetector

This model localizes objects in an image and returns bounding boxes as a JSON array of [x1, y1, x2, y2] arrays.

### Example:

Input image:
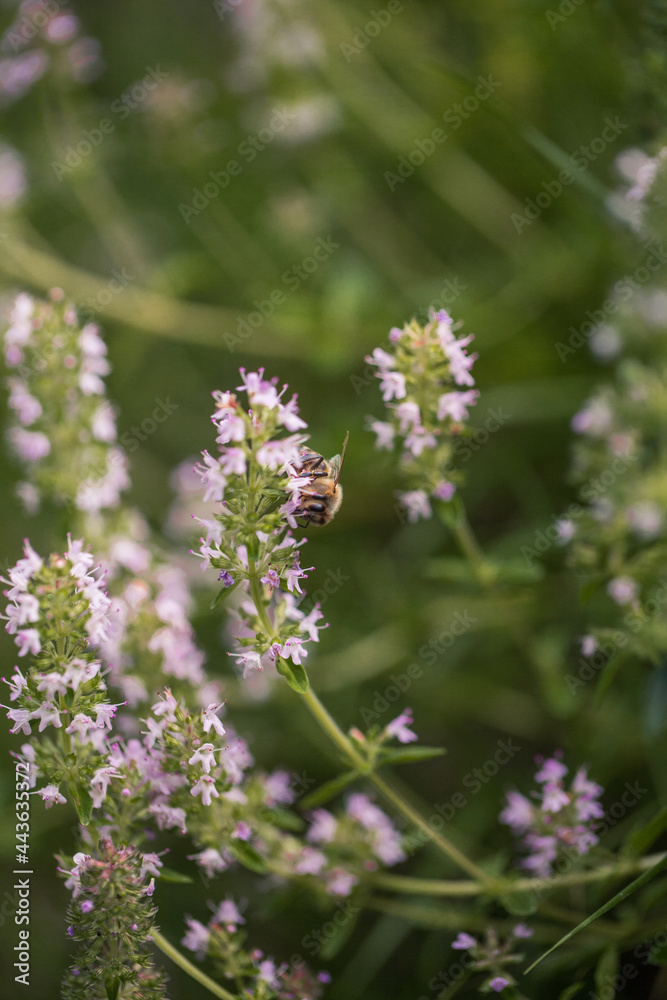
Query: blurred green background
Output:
[[1, 0, 667, 997]]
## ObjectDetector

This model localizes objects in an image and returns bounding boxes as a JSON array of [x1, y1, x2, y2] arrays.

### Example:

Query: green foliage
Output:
[[2, 1, 667, 998]]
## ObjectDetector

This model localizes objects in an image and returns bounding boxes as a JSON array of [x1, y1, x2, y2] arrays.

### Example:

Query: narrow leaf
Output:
[[104, 976, 121, 1000], [558, 985, 585, 1000], [594, 945, 619, 996], [319, 904, 361, 960], [593, 651, 625, 706], [500, 888, 539, 917], [377, 746, 447, 767], [157, 867, 194, 884], [649, 939, 667, 965], [210, 579, 240, 609], [275, 656, 310, 693], [622, 806, 667, 858], [301, 771, 359, 809], [71, 784, 94, 827], [526, 853, 667, 972], [228, 841, 268, 874]]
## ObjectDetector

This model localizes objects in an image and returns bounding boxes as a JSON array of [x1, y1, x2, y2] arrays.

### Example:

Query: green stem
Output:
[[365, 897, 621, 944], [452, 515, 494, 587], [369, 853, 666, 897], [300, 687, 492, 885], [150, 928, 238, 1000]]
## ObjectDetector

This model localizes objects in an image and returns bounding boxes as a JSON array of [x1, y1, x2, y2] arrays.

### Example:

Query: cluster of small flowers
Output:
[[2, 538, 122, 812], [3, 292, 215, 711], [183, 898, 330, 1000], [0, 0, 102, 106], [176, 711, 413, 897], [0, 141, 27, 208], [451, 924, 533, 994], [500, 754, 604, 877], [1, 540, 230, 834], [60, 840, 166, 1000], [365, 310, 479, 522], [561, 280, 667, 673], [608, 146, 667, 232], [305, 791, 406, 893], [4, 290, 129, 514], [194, 370, 328, 686]]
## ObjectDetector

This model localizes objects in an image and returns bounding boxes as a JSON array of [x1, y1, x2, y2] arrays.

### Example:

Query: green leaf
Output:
[[558, 985, 585, 1000], [377, 745, 447, 767], [436, 493, 465, 529], [70, 784, 94, 826], [424, 557, 478, 584], [300, 771, 359, 809], [579, 577, 604, 606], [486, 558, 545, 584], [319, 904, 361, 960], [595, 945, 619, 997], [245, 533, 260, 560], [437, 967, 477, 999], [500, 888, 540, 917], [228, 841, 268, 874], [275, 656, 309, 693], [649, 939, 667, 965], [526, 853, 667, 973], [594, 650, 625, 706], [260, 806, 304, 831], [622, 806, 667, 858], [644, 667, 667, 738], [210, 579, 240, 609], [104, 976, 121, 1000], [156, 867, 193, 884]]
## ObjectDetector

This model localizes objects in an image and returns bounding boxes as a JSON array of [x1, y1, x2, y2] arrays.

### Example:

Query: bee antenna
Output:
[[334, 431, 350, 486]]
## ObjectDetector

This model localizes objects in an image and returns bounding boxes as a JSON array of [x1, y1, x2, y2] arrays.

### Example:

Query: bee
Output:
[[296, 432, 349, 526]]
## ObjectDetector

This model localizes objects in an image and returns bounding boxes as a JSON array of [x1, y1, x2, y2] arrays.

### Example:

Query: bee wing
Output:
[[329, 432, 349, 485]]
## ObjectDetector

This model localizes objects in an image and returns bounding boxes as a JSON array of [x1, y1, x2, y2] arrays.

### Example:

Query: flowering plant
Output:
[[4, 285, 667, 1000], [365, 309, 479, 522]]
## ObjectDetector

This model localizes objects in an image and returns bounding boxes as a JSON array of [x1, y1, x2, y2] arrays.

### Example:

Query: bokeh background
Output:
[[1, 0, 667, 997]]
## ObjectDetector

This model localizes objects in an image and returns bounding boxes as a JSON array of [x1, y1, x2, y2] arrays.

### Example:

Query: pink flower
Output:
[[378, 371, 407, 401], [307, 809, 337, 843], [9, 428, 51, 462], [366, 347, 395, 370], [182, 918, 210, 958], [607, 576, 638, 606], [395, 401, 421, 432], [264, 770, 295, 806], [295, 847, 327, 874], [368, 419, 395, 450], [404, 426, 437, 456], [444, 335, 477, 387], [16, 628, 41, 657], [534, 757, 568, 784], [489, 977, 510, 992], [433, 480, 456, 501], [280, 636, 308, 664], [201, 703, 226, 736], [499, 791, 533, 833], [188, 743, 218, 774], [191, 775, 220, 807], [214, 898, 245, 928], [437, 389, 479, 422], [218, 447, 246, 476], [452, 932, 476, 950], [398, 490, 431, 522], [384, 708, 418, 744], [38, 784, 67, 808], [326, 869, 358, 896]]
